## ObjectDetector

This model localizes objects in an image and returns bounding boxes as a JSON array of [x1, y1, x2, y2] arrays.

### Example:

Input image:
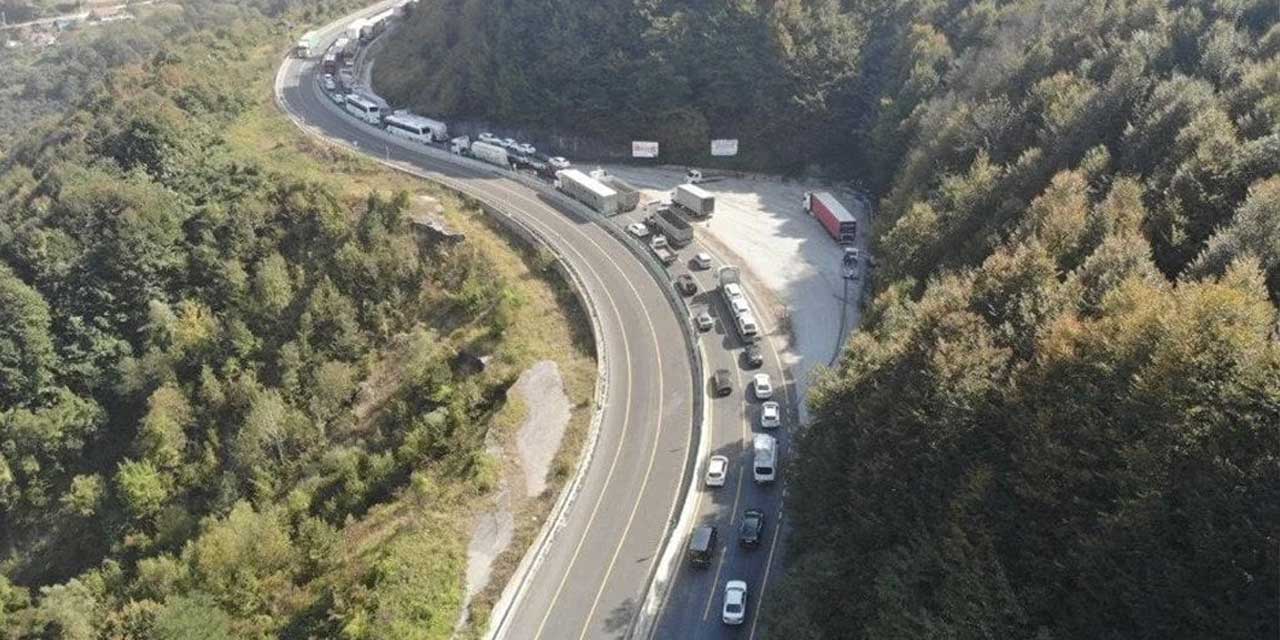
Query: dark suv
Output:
[[739, 509, 765, 548], [675, 274, 698, 296], [688, 525, 718, 567], [743, 344, 764, 369], [712, 369, 733, 396]]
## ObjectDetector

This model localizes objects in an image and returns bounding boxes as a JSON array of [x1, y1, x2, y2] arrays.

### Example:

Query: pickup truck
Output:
[[653, 246, 677, 266]]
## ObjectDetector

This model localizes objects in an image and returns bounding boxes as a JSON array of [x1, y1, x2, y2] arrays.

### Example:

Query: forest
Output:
[[380, 0, 1279, 637], [0, 0, 357, 154], [0, 1, 591, 637]]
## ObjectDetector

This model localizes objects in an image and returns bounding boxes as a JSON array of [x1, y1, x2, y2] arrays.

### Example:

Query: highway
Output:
[[275, 5, 798, 638], [615, 209, 796, 640], [276, 7, 698, 639]]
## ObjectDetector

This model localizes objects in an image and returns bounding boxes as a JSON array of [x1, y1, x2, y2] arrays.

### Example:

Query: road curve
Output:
[[274, 6, 699, 639]]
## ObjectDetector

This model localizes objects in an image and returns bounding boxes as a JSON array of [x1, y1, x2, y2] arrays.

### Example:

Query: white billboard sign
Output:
[[711, 139, 739, 156], [632, 141, 659, 158]]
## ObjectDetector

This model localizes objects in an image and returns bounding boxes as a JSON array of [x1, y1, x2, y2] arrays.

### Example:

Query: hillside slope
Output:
[[372, 0, 864, 169]]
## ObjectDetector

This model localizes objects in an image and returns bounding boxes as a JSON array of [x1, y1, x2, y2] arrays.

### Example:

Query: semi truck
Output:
[[649, 208, 694, 247], [673, 184, 715, 217], [556, 169, 619, 216], [590, 170, 640, 212], [345, 19, 366, 42], [295, 32, 317, 57], [470, 141, 510, 168], [803, 191, 857, 244]]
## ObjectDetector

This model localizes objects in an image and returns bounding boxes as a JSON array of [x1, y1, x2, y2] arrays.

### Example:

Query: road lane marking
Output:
[[749, 501, 785, 637], [286, 71, 701, 638], [701, 545, 728, 621]]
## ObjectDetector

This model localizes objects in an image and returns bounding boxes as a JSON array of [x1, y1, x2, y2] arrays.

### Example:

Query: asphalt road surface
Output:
[[276, 10, 698, 639], [614, 208, 795, 640]]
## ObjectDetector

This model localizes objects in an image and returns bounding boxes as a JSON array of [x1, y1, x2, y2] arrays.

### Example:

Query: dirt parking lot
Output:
[[598, 164, 872, 419]]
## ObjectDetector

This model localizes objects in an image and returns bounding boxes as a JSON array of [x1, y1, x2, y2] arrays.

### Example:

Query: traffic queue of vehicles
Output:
[[630, 202, 782, 627], [308, 20, 804, 625]]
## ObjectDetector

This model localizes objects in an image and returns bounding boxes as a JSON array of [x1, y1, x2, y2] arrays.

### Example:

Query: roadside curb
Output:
[[273, 24, 612, 640]]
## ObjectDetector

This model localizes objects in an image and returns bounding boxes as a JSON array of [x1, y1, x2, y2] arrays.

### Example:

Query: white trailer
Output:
[[345, 18, 366, 42], [384, 112, 448, 143], [674, 183, 715, 217], [471, 141, 510, 167], [295, 31, 317, 57], [557, 169, 619, 216]]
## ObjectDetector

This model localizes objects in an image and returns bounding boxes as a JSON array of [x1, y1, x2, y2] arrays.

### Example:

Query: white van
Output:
[[752, 434, 776, 483], [736, 311, 759, 342], [344, 94, 382, 125]]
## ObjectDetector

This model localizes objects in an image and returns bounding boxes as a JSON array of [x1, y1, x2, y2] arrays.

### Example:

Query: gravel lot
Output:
[[599, 165, 871, 419]]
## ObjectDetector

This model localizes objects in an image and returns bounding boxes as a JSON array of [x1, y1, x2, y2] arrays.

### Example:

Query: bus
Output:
[[344, 94, 383, 125], [383, 112, 448, 144]]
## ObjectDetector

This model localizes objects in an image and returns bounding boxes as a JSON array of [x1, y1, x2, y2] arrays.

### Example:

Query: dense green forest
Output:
[[373, 0, 866, 168], [0, 2, 593, 638], [381, 0, 1277, 636], [0, 0, 353, 154], [761, 0, 1280, 638]]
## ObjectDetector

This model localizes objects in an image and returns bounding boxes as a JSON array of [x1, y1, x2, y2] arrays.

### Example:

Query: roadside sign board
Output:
[[711, 139, 739, 156], [632, 141, 659, 158]]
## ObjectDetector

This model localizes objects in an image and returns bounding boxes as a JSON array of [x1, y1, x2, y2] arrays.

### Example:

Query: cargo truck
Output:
[[803, 191, 857, 244], [649, 208, 694, 247], [470, 141, 510, 168], [449, 136, 470, 155], [345, 19, 366, 42], [591, 170, 640, 212], [674, 184, 715, 217], [556, 169, 619, 216], [295, 32, 316, 57]]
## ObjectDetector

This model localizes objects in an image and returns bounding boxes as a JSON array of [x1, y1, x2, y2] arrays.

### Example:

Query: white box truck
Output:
[[556, 169, 619, 216], [674, 184, 715, 217], [753, 434, 777, 483], [470, 141, 510, 168], [450, 135, 470, 155]]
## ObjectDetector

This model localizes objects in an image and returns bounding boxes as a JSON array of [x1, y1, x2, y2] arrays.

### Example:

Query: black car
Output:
[[675, 274, 698, 296], [688, 525, 718, 567], [712, 369, 733, 396], [743, 344, 764, 369], [739, 509, 765, 548]]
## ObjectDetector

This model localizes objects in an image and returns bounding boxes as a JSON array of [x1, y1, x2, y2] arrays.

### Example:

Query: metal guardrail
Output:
[[278, 49, 705, 639]]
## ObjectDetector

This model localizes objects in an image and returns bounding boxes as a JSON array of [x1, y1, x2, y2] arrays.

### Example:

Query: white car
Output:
[[760, 401, 781, 428], [693, 252, 713, 270], [695, 312, 714, 332], [501, 137, 517, 149], [705, 455, 728, 487], [722, 580, 747, 625], [729, 297, 750, 317], [626, 222, 650, 238], [516, 143, 536, 155], [478, 132, 498, 144], [548, 156, 571, 169], [753, 373, 773, 400], [650, 235, 669, 250]]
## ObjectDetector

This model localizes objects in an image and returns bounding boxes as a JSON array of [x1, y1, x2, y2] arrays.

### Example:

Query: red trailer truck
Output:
[[803, 192, 857, 244]]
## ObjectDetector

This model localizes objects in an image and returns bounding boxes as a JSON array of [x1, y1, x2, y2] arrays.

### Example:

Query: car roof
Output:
[[727, 579, 747, 590]]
